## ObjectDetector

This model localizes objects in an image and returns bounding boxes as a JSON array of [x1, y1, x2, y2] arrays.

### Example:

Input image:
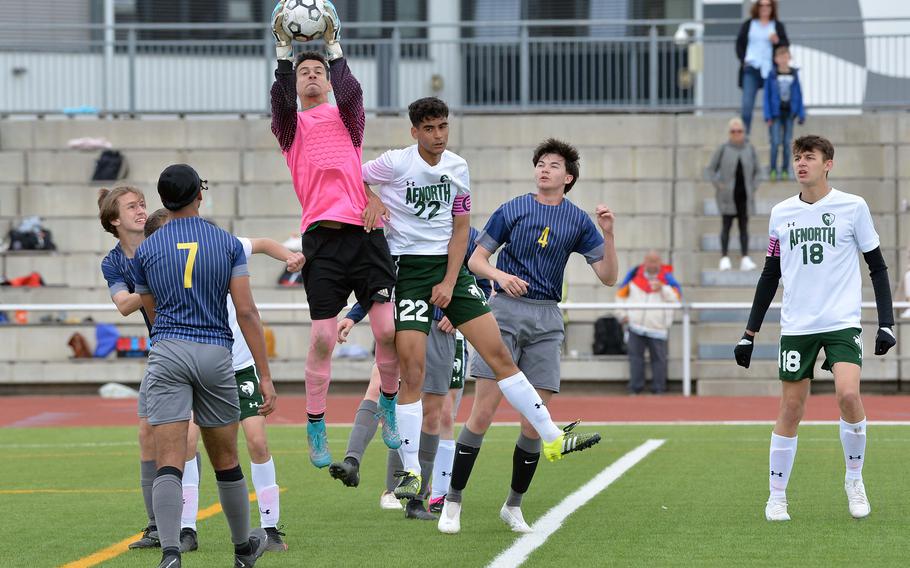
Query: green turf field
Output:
[[2, 424, 907, 567]]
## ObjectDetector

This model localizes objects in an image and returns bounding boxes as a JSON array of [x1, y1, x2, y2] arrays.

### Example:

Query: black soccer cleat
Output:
[[264, 526, 288, 552], [178, 527, 197, 553], [328, 458, 360, 487], [157, 552, 181, 568], [234, 528, 268, 568], [404, 498, 437, 521], [129, 524, 161, 549]]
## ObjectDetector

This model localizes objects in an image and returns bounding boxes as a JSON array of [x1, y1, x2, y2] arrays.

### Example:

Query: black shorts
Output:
[[300, 225, 396, 320]]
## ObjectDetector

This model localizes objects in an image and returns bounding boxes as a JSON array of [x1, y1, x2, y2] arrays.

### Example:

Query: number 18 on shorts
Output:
[[777, 327, 863, 381]]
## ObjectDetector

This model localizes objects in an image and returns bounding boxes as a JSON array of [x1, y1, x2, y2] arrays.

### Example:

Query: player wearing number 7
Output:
[[734, 135, 895, 523], [132, 164, 276, 568]]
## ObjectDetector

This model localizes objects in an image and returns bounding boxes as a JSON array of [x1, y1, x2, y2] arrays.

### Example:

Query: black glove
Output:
[[734, 332, 754, 368], [874, 326, 896, 355]]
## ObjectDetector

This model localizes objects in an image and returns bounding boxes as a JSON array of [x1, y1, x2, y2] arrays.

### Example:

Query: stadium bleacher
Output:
[[1, 113, 908, 394]]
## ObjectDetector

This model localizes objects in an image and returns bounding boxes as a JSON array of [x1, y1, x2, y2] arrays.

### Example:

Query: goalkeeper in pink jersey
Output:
[[270, 1, 400, 469]]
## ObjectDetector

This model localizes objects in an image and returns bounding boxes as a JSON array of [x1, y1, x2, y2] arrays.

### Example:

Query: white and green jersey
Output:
[[362, 145, 471, 256], [768, 188, 879, 335]]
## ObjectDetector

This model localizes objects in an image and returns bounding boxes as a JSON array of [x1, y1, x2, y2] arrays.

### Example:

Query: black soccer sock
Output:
[[446, 426, 485, 503], [506, 434, 542, 507], [380, 389, 396, 400], [308, 412, 325, 424]]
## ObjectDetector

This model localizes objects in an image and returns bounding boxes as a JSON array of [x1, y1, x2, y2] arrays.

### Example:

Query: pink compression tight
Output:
[[369, 302, 399, 395], [305, 318, 337, 415]]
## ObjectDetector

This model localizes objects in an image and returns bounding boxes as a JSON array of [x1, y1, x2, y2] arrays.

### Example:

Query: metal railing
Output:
[[1, 17, 908, 114], [2, 301, 906, 398]]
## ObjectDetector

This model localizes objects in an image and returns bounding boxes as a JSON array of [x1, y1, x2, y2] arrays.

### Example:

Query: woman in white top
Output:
[[735, 0, 789, 133]]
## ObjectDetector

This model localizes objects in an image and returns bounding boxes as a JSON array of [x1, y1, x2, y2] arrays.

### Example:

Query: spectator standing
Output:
[[764, 45, 806, 181], [616, 251, 682, 395], [705, 118, 762, 272], [736, 0, 789, 134]]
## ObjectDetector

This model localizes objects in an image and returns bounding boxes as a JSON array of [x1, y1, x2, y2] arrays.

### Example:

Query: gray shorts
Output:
[[143, 338, 240, 428], [471, 294, 564, 393], [424, 325, 467, 396], [137, 368, 149, 418]]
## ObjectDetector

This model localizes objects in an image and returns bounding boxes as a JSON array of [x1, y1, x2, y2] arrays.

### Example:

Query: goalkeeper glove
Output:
[[271, 1, 293, 61], [874, 326, 895, 355], [734, 332, 754, 369], [322, 0, 343, 61]]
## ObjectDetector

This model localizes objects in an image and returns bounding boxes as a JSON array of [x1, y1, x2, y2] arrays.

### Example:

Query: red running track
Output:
[[2, 395, 910, 428]]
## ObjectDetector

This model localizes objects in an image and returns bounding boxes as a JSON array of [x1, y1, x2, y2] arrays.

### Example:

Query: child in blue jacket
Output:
[[763, 45, 806, 181]]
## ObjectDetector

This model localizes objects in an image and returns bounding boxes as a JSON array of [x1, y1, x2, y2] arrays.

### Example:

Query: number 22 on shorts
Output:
[[177, 242, 198, 288], [398, 299, 429, 322]]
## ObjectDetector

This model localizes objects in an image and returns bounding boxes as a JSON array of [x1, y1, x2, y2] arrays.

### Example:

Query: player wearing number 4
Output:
[[271, 0, 401, 468], [445, 138, 619, 535], [734, 135, 895, 522]]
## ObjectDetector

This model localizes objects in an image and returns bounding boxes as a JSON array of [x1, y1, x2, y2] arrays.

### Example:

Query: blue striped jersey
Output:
[[131, 217, 248, 348], [476, 194, 604, 302], [101, 243, 152, 332]]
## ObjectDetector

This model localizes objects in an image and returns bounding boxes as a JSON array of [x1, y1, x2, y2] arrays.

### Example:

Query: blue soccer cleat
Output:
[[377, 394, 402, 449], [306, 419, 332, 468]]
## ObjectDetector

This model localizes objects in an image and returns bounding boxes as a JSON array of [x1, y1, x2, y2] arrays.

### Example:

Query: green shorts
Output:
[[778, 327, 863, 381], [235, 365, 265, 420], [393, 255, 490, 334]]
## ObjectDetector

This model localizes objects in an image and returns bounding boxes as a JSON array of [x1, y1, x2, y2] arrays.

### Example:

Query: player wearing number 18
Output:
[[132, 164, 276, 568], [734, 135, 895, 523]]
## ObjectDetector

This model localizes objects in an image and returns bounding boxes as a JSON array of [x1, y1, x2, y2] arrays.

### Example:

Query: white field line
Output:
[[487, 439, 665, 568]]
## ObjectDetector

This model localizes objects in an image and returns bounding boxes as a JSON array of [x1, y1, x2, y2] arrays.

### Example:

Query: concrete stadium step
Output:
[[700, 270, 761, 287], [700, 234, 772, 252], [699, 343, 776, 360]]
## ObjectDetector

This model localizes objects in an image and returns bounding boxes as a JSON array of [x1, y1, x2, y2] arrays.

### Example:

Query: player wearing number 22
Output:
[[734, 135, 895, 523], [361, 99, 607, 533]]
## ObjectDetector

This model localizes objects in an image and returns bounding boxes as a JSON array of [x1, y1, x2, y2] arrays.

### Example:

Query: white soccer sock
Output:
[[431, 439, 456, 500], [251, 457, 280, 528], [839, 418, 866, 481], [498, 373, 562, 442], [769, 432, 798, 500], [181, 456, 200, 530], [396, 400, 423, 473]]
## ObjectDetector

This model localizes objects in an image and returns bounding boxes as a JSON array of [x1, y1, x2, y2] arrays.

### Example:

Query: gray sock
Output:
[[346, 399, 380, 462], [140, 460, 157, 525], [446, 426, 486, 504], [152, 474, 182, 549], [418, 431, 440, 500], [217, 478, 251, 545], [386, 448, 404, 492]]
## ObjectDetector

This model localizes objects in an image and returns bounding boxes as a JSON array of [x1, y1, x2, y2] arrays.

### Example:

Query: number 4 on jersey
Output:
[[537, 227, 550, 248]]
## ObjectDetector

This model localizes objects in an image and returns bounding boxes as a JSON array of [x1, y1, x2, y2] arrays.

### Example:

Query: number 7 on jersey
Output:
[[177, 242, 198, 288]]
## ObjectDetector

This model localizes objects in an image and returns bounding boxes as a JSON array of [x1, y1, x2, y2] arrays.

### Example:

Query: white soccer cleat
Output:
[[765, 497, 790, 521], [845, 479, 871, 518], [437, 499, 462, 534], [740, 256, 757, 271], [379, 490, 403, 510], [719, 256, 732, 271], [499, 504, 533, 533]]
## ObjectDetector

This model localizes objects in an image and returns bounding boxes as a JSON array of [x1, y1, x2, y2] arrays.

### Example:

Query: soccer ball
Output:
[[282, 0, 327, 42]]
